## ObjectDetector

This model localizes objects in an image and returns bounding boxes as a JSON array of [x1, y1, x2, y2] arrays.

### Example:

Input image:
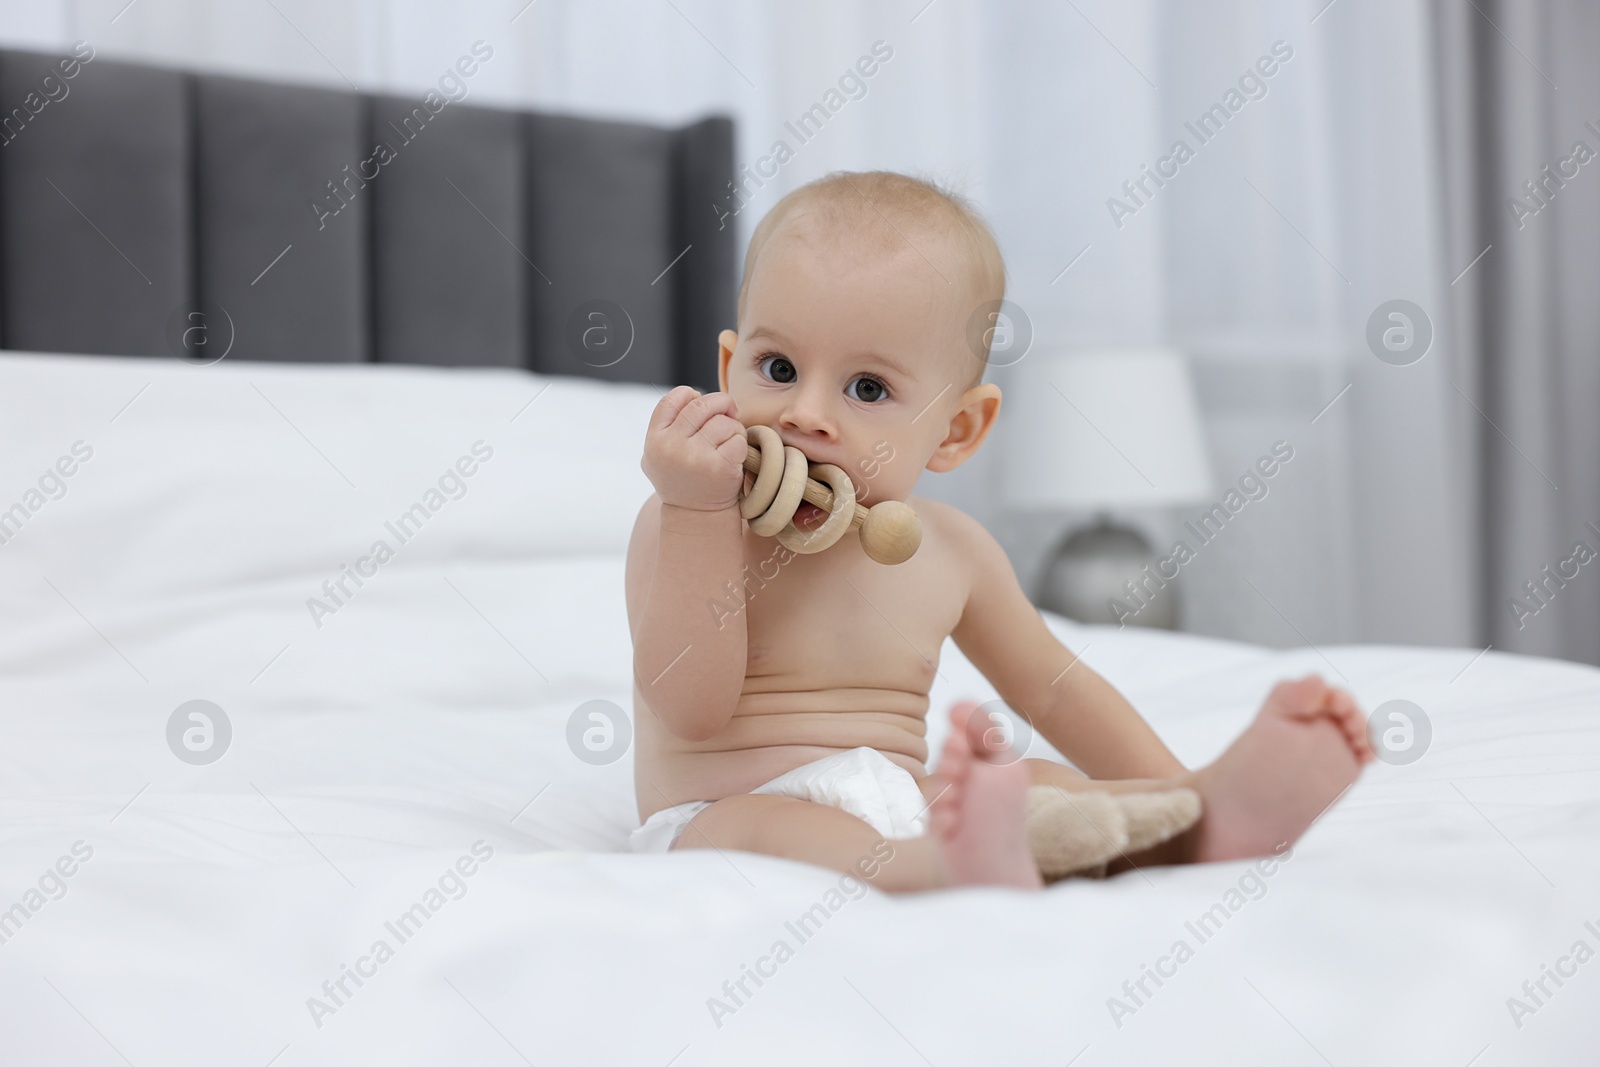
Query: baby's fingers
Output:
[[671, 390, 739, 438], [714, 421, 752, 471], [648, 385, 702, 433], [695, 412, 748, 469]]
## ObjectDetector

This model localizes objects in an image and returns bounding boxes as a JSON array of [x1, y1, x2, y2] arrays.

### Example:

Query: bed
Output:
[[1, 350, 1597, 1067], [2, 43, 1597, 1067]]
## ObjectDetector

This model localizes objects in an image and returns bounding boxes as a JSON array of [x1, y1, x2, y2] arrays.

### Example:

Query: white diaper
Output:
[[629, 747, 929, 854]]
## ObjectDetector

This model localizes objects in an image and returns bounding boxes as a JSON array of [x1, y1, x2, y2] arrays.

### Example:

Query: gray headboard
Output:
[[0, 46, 734, 391]]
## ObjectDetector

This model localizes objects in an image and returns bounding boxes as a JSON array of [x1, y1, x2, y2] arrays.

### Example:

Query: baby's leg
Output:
[[675, 794, 950, 892], [1185, 674, 1371, 861], [1008, 675, 1374, 868], [1017, 760, 1200, 870], [1023, 759, 1188, 795], [675, 703, 1041, 892]]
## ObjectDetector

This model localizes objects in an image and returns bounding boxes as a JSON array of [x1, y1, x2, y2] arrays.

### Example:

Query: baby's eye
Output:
[[757, 355, 797, 384], [847, 375, 890, 403]]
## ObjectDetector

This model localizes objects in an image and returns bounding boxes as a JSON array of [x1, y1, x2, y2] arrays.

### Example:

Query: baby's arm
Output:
[[943, 505, 1188, 780], [626, 386, 750, 741], [940, 505, 1373, 866]]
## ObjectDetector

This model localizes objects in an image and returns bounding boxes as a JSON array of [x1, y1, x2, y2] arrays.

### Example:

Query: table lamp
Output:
[[1001, 348, 1212, 628]]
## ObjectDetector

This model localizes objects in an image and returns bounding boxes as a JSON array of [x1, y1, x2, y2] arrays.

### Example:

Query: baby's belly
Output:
[[634, 685, 931, 820]]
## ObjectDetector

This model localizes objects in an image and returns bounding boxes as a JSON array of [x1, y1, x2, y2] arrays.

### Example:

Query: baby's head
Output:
[[717, 171, 1006, 505]]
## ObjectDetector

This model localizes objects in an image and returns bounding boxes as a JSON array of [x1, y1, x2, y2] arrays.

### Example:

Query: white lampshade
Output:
[[1001, 348, 1211, 509]]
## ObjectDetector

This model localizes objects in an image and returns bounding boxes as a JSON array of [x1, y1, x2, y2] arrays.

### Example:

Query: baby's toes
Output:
[[1327, 686, 1363, 724], [966, 705, 1007, 761], [1341, 720, 1373, 762], [942, 703, 983, 772], [1270, 674, 1331, 720], [1326, 690, 1375, 760], [927, 776, 962, 837]]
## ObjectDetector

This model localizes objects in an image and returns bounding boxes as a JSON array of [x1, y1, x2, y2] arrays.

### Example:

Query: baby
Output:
[[625, 171, 1374, 891]]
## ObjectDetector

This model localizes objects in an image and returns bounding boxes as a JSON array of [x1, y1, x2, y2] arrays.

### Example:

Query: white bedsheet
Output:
[[1, 352, 1597, 1066]]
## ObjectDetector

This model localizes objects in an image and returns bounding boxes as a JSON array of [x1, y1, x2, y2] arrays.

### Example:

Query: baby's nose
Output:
[[778, 388, 837, 438]]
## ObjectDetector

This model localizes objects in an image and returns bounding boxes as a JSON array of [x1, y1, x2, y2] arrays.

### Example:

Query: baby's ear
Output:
[[717, 329, 738, 393], [926, 383, 1002, 473]]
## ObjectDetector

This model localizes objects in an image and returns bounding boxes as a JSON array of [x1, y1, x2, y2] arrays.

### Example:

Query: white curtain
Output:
[[9, 0, 1483, 653]]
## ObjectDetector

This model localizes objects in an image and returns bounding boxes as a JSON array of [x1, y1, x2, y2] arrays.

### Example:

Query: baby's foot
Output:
[[1190, 675, 1373, 862], [926, 702, 1043, 889]]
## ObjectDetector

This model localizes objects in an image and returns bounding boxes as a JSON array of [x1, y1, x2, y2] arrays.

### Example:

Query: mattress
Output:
[[1, 351, 1596, 1065]]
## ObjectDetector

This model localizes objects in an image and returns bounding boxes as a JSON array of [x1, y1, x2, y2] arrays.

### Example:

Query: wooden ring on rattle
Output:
[[776, 462, 856, 554], [748, 445, 809, 536], [739, 425, 785, 520], [735, 424, 923, 564]]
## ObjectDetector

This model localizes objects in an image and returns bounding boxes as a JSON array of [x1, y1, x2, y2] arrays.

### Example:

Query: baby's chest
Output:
[[740, 542, 963, 679]]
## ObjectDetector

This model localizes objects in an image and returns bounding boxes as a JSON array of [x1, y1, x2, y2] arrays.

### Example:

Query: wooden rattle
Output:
[[739, 425, 922, 565]]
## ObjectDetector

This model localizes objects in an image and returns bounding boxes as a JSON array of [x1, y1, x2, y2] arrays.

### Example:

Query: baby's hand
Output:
[[642, 386, 749, 513]]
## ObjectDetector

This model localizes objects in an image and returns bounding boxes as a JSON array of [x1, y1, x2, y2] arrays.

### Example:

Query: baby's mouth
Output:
[[792, 501, 826, 529]]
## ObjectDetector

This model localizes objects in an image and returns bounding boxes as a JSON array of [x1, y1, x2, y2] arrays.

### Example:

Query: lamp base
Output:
[[1036, 520, 1177, 629]]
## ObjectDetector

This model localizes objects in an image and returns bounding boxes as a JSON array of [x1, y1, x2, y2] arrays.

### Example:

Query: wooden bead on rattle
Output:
[[738, 425, 922, 565]]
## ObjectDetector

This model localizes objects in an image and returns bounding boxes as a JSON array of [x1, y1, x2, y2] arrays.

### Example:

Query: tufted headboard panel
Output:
[[0, 45, 734, 389]]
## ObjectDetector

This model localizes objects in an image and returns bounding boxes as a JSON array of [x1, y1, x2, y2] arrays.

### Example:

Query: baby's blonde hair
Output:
[[736, 171, 1007, 389]]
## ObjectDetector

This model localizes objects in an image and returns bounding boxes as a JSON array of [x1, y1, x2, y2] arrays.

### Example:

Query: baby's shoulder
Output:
[[905, 495, 1004, 561], [906, 495, 986, 539]]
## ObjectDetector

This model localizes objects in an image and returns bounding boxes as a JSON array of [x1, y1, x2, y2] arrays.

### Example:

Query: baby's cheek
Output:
[[856, 462, 916, 503], [728, 394, 770, 427]]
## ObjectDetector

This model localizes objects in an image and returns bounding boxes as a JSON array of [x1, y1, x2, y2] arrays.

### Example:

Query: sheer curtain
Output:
[[11, 0, 1513, 656]]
